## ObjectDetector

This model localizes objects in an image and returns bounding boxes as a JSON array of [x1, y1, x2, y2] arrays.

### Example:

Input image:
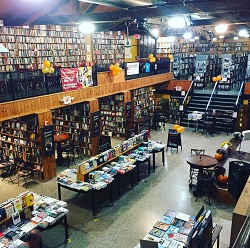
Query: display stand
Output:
[[166, 129, 182, 152]]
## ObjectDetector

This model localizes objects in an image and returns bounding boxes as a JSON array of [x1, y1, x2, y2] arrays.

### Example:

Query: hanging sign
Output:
[[61, 68, 82, 92], [42, 125, 55, 157]]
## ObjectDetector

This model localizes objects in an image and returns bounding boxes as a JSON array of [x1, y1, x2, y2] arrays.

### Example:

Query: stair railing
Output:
[[205, 81, 219, 111], [234, 81, 245, 112], [179, 79, 195, 123]]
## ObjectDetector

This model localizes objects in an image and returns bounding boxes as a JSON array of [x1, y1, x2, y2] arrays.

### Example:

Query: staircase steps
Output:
[[181, 93, 237, 133]]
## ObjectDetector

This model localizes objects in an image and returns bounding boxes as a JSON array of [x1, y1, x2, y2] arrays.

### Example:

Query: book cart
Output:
[[57, 131, 166, 217], [135, 206, 223, 248], [0, 191, 69, 247]]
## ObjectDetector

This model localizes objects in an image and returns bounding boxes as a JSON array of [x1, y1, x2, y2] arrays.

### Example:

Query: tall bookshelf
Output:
[[52, 99, 100, 157], [92, 31, 125, 68], [131, 87, 154, 118], [99, 92, 130, 138], [0, 114, 43, 180], [0, 25, 86, 72]]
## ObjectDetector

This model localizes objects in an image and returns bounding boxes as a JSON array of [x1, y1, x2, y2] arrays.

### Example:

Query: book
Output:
[[5, 203, 15, 218], [174, 233, 188, 244], [179, 225, 193, 236], [171, 218, 185, 227], [168, 240, 185, 248], [153, 221, 170, 231], [149, 227, 165, 238], [0, 207, 7, 222], [164, 210, 178, 219], [30, 215, 43, 224], [162, 225, 179, 241], [13, 198, 22, 212], [160, 216, 173, 225]]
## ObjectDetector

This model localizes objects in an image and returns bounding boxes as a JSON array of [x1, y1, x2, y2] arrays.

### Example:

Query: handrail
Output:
[[206, 81, 218, 111], [235, 81, 245, 110], [182, 79, 195, 105]]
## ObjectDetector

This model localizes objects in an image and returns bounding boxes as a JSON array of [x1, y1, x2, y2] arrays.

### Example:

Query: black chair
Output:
[[17, 161, 35, 188], [221, 110, 234, 135], [202, 113, 213, 137], [189, 149, 205, 188], [195, 166, 219, 205], [61, 138, 76, 168]]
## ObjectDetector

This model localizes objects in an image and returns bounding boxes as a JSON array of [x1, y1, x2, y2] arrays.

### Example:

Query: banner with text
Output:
[[61, 68, 81, 92], [126, 62, 139, 75]]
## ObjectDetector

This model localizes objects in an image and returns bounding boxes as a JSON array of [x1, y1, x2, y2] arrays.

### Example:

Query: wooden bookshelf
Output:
[[99, 91, 131, 139], [132, 87, 155, 118], [92, 31, 125, 68], [0, 25, 86, 72]]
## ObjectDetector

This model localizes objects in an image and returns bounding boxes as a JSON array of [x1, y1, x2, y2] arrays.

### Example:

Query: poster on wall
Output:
[[78, 66, 93, 87], [42, 125, 55, 157], [60, 68, 82, 92], [126, 62, 139, 75]]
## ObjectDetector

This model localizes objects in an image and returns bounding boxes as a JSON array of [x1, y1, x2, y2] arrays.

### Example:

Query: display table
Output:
[[135, 208, 222, 248], [0, 191, 69, 247]]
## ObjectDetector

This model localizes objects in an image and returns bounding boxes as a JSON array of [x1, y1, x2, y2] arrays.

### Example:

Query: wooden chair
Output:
[[189, 149, 205, 188]]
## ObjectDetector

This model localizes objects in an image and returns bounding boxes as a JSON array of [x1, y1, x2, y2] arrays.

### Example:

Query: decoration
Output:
[[43, 60, 50, 68], [217, 174, 229, 185], [220, 141, 233, 149], [109, 63, 122, 76], [168, 54, 173, 60], [42, 67, 49, 74], [216, 75, 222, 81], [214, 153, 223, 161], [212, 76, 217, 82], [173, 124, 180, 131], [148, 54, 154, 59], [177, 126, 185, 133], [48, 67, 54, 74]]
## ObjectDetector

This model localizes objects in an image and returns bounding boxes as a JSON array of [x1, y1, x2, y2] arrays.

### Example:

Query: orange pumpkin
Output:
[[215, 153, 223, 161], [217, 174, 228, 185]]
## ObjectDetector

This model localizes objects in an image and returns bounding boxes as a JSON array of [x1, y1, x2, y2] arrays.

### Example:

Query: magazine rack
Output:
[[167, 129, 182, 153]]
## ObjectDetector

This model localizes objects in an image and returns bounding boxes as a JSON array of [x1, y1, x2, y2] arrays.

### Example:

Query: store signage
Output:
[[42, 125, 55, 157], [126, 62, 139, 75], [60, 68, 82, 92], [91, 111, 100, 137]]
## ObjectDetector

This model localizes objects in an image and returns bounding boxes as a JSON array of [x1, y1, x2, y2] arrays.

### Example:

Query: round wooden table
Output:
[[186, 154, 218, 170], [54, 133, 70, 164], [186, 154, 218, 190]]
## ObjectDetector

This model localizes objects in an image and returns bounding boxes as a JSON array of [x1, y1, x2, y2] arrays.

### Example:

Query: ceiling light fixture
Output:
[[183, 31, 192, 40], [213, 37, 217, 41], [151, 28, 159, 37], [215, 24, 228, 33], [234, 36, 239, 40], [194, 36, 199, 40], [168, 16, 186, 29], [219, 35, 224, 39], [238, 29, 248, 37], [79, 22, 95, 33]]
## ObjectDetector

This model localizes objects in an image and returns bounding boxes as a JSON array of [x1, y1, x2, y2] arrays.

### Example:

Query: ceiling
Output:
[[1, 0, 250, 39]]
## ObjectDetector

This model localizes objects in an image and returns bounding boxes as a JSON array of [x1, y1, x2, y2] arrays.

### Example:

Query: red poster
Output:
[[60, 68, 82, 92]]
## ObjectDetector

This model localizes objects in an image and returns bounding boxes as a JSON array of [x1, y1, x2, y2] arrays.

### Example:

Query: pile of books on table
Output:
[[135, 207, 213, 248]]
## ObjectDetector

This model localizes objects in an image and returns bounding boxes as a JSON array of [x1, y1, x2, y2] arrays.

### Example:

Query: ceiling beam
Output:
[[78, 0, 128, 10], [23, 0, 71, 26]]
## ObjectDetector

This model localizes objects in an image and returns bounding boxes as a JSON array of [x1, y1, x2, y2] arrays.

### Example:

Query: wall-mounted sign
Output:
[[61, 68, 82, 92], [42, 125, 55, 157], [91, 111, 100, 137], [126, 62, 139, 75]]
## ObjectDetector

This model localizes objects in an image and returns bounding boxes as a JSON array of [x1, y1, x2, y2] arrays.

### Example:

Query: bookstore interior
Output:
[[1, 0, 250, 247]]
